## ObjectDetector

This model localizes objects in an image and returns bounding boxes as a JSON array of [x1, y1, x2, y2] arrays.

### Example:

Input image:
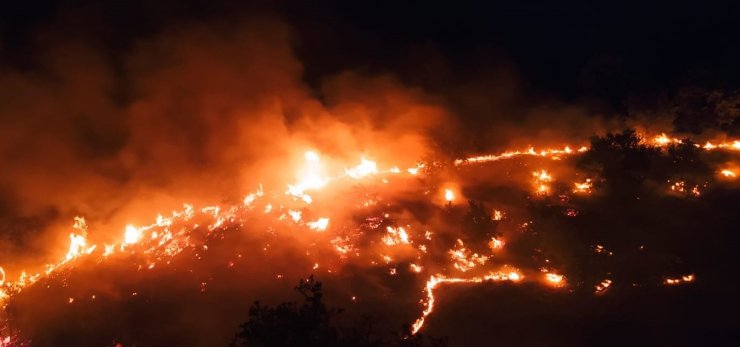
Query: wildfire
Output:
[[2, 131, 733, 343]]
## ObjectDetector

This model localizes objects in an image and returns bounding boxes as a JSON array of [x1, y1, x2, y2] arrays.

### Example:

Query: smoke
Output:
[[0, 17, 457, 270]]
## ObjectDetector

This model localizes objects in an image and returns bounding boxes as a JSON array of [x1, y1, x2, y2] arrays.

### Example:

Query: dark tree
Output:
[[578, 129, 660, 194], [232, 276, 447, 347]]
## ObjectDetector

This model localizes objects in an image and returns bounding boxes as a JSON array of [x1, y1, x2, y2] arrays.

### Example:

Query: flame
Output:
[[287, 151, 329, 197], [488, 237, 505, 250], [124, 225, 143, 245], [595, 279, 612, 294], [444, 189, 455, 202], [307, 218, 330, 231], [345, 158, 378, 179], [533, 170, 552, 195], [533, 170, 552, 181], [455, 145, 588, 166], [720, 169, 737, 178], [653, 133, 682, 146], [544, 272, 565, 287], [573, 179, 592, 193], [448, 239, 489, 272], [382, 226, 411, 246], [411, 269, 524, 334]]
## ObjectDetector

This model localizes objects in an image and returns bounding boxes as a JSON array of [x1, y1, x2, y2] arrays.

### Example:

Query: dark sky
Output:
[[2, 0, 739, 97]]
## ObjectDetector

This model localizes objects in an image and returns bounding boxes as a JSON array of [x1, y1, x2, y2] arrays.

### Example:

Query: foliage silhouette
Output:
[[231, 276, 447, 347]]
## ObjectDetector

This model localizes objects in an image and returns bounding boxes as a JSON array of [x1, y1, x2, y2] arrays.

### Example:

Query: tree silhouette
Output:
[[231, 276, 447, 347], [578, 129, 660, 194]]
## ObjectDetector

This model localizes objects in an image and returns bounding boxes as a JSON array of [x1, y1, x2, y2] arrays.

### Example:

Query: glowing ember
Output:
[[544, 273, 565, 287], [488, 237, 505, 250], [595, 279, 612, 294], [533, 170, 552, 181], [573, 179, 592, 193], [449, 239, 489, 272], [383, 226, 411, 246], [664, 274, 695, 285], [532, 170, 553, 195]]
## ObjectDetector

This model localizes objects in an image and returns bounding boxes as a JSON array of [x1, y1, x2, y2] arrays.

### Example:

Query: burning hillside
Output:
[[2, 130, 739, 345]]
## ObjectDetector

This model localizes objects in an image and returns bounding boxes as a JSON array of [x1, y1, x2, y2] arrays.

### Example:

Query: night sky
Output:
[[1, 1, 739, 346]]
